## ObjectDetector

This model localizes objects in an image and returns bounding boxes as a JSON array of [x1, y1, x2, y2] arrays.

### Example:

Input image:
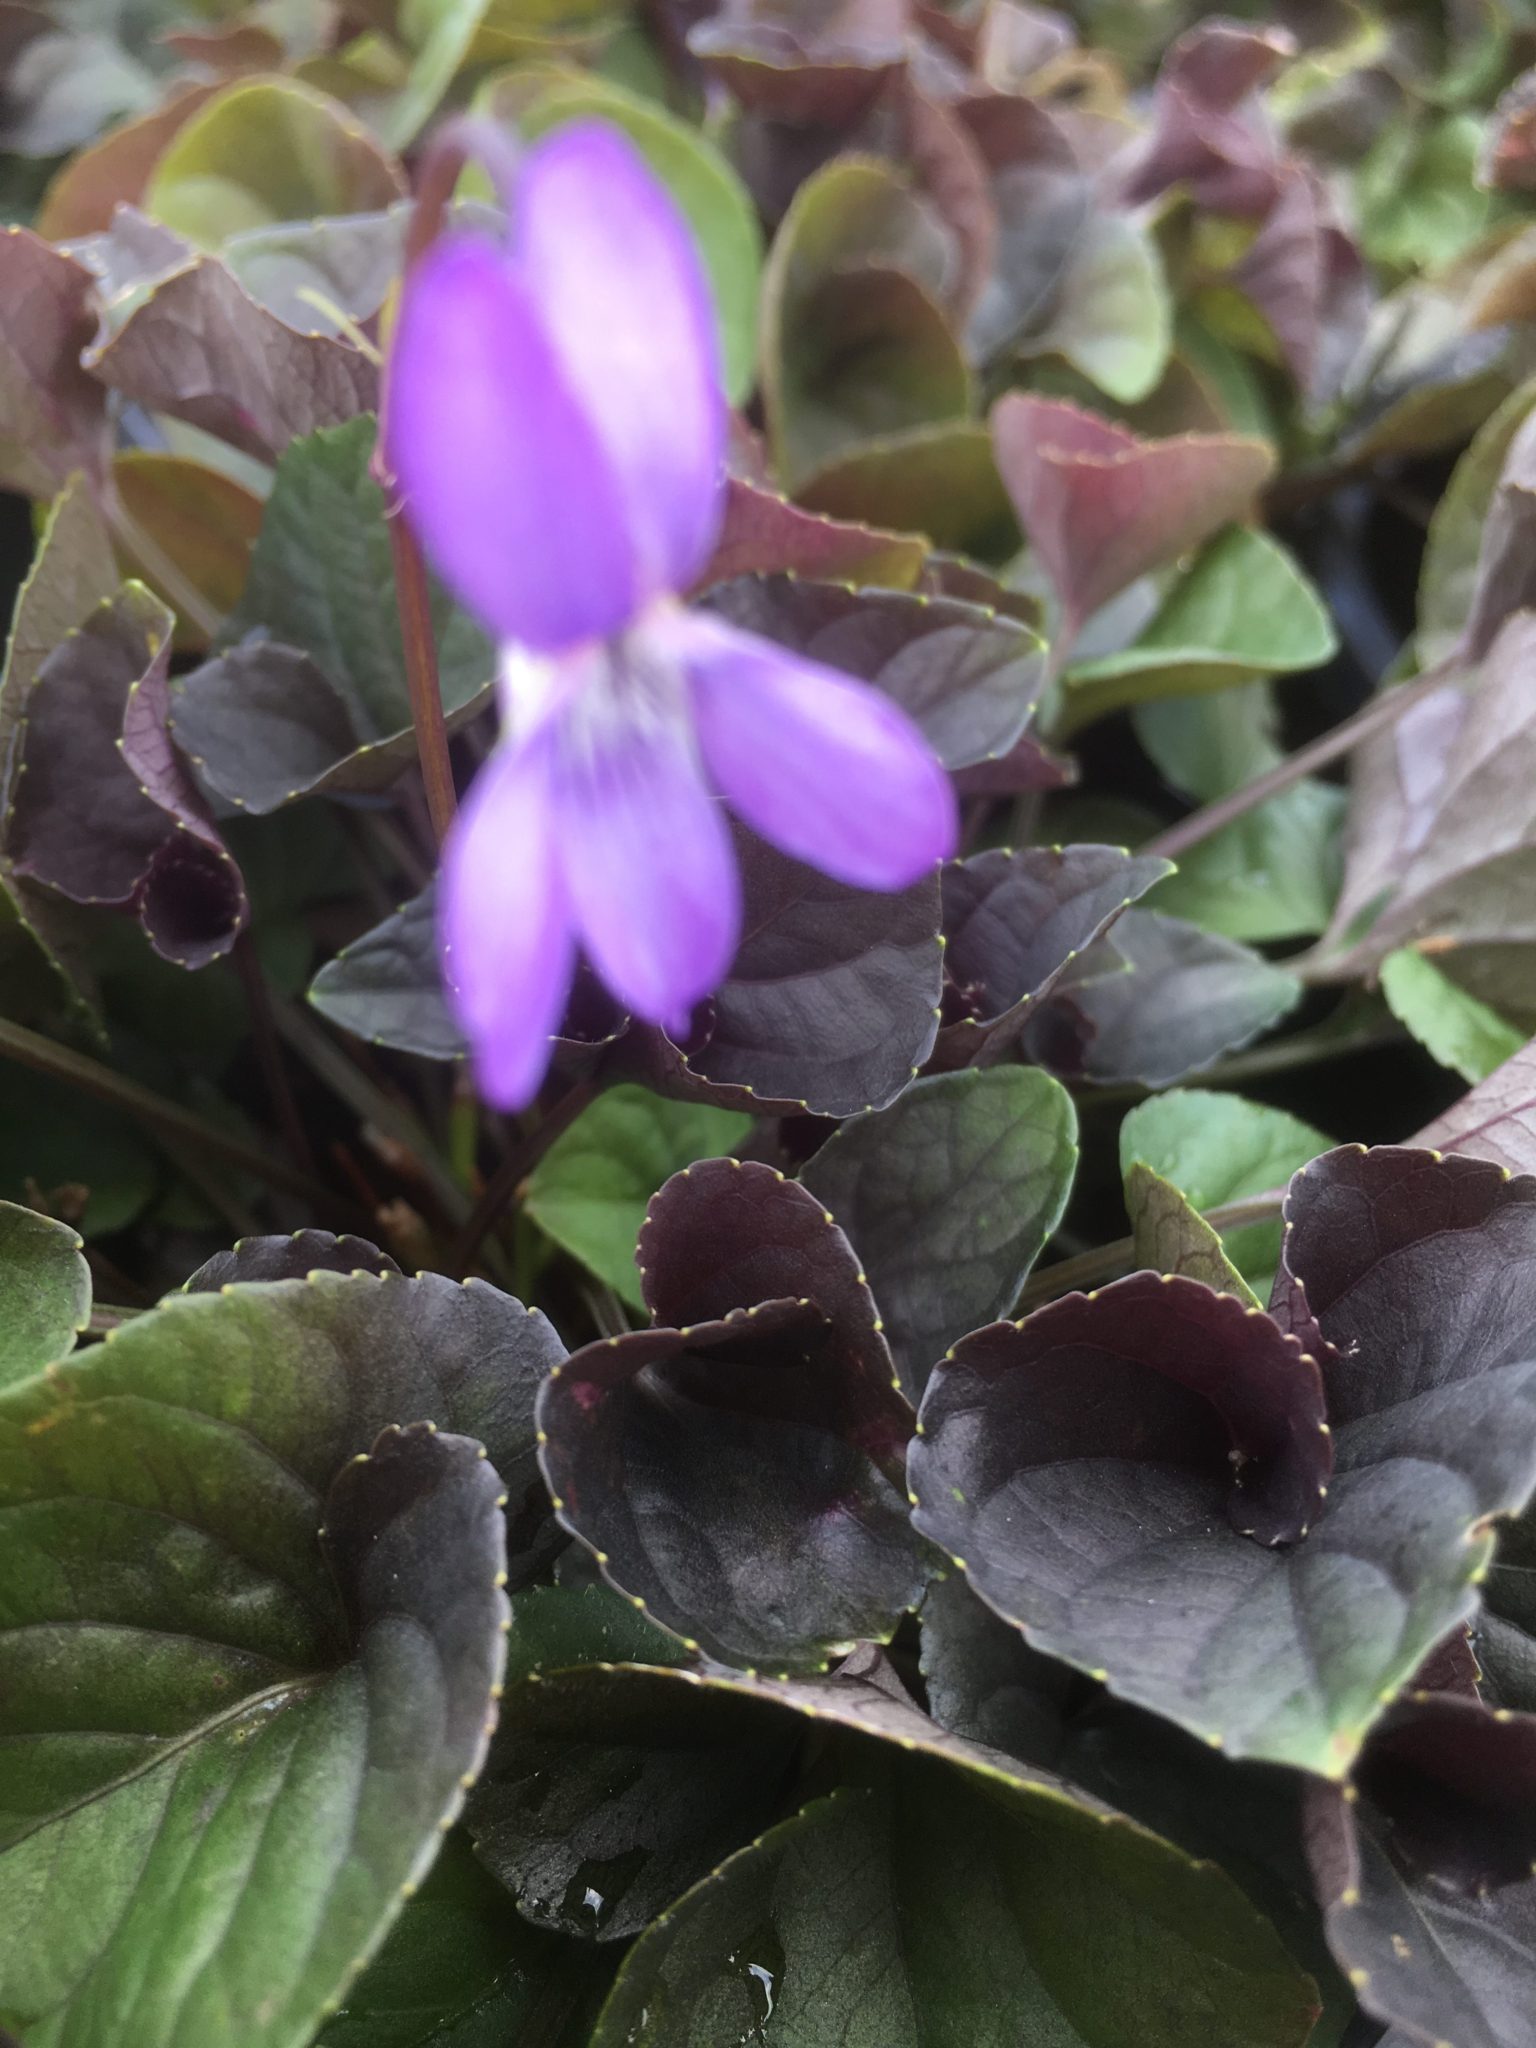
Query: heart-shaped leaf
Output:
[[794, 420, 1020, 558], [0, 1200, 89, 1387], [914, 1147, 1536, 1774], [1021, 208, 1172, 405], [0, 229, 110, 498], [1119, 1089, 1331, 1292], [1061, 527, 1336, 736], [1414, 1035, 1536, 1173], [143, 77, 406, 247], [525, 1086, 751, 1311], [7, 580, 248, 967], [1124, 1161, 1259, 1304], [182, 1228, 402, 1292], [622, 833, 944, 1118], [702, 572, 1046, 773], [800, 1066, 1078, 1399], [697, 475, 928, 591], [537, 1159, 926, 1671], [0, 1262, 561, 2043], [689, 2, 908, 126], [172, 418, 493, 812], [1381, 946, 1524, 1082], [1306, 1693, 1536, 2048], [762, 156, 968, 488], [989, 394, 1274, 641], [542, 1661, 1320, 2048], [935, 845, 1173, 1069], [1036, 910, 1303, 1088], [86, 254, 380, 463]]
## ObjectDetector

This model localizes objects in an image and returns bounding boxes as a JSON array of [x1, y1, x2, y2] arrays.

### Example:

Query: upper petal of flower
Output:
[[439, 733, 576, 1108], [549, 685, 740, 1026], [673, 614, 959, 891], [387, 233, 638, 651], [512, 121, 726, 599]]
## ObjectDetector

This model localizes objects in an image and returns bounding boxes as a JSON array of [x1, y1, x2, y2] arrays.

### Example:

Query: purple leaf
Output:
[[537, 1159, 926, 1672], [0, 226, 110, 498], [990, 395, 1275, 637]]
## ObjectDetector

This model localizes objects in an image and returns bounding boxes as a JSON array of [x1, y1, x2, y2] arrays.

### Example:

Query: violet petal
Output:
[[386, 233, 638, 651], [676, 614, 959, 890], [439, 734, 575, 1108], [512, 121, 725, 598]]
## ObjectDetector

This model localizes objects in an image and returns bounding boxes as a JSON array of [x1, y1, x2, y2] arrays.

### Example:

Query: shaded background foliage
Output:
[[5, 1, 1536, 2045]]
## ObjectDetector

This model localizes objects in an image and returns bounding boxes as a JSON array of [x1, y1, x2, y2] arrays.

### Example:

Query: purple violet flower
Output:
[[387, 120, 958, 1107]]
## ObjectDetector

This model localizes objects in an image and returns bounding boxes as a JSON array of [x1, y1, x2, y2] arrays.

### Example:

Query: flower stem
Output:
[[1015, 1191, 1285, 1310], [385, 511, 458, 845], [451, 1078, 599, 1276], [1142, 666, 1452, 863], [0, 1018, 343, 1213]]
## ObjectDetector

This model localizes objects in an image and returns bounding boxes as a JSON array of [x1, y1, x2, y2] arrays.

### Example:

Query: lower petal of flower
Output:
[[439, 734, 574, 1109], [673, 614, 959, 890], [549, 688, 740, 1026]]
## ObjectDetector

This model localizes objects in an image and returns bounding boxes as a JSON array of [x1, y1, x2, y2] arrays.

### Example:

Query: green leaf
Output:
[[0, 1061, 160, 1237], [800, 1068, 1078, 1400], [1060, 527, 1336, 735], [1357, 111, 1490, 274], [0, 1201, 90, 1386], [1417, 372, 1536, 666], [1136, 686, 1345, 943], [795, 420, 1020, 559], [1023, 209, 1172, 404], [318, 1831, 612, 2048], [144, 77, 406, 246], [1380, 946, 1524, 1084], [525, 1086, 752, 1310], [487, 69, 763, 406], [565, 1669, 1319, 2048], [0, 1268, 569, 2044], [762, 156, 969, 489], [187, 418, 494, 804], [1124, 1160, 1260, 1306], [383, 0, 490, 150], [1118, 1088, 1331, 1290]]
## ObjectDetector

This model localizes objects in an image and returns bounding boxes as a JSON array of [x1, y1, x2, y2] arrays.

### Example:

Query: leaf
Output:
[[110, 450, 262, 650], [221, 416, 492, 737], [935, 843, 1173, 1069], [143, 77, 406, 247], [800, 1067, 1078, 1400], [1227, 165, 1368, 403], [317, 1831, 612, 2048], [221, 209, 404, 336], [0, 1201, 90, 1387], [1022, 208, 1172, 405], [309, 884, 465, 1060], [1123, 19, 1292, 217], [698, 475, 928, 591], [1380, 947, 1525, 1084], [491, 67, 762, 405], [86, 254, 381, 463], [1124, 1161, 1259, 1304], [0, 1417, 509, 2048], [1118, 1089, 1331, 1292], [525, 1085, 751, 1311], [0, 1062, 159, 1237], [1416, 373, 1536, 666], [35, 79, 221, 240], [913, 1146, 1536, 1776], [564, 1666, 1318, 2048], [989, 395, 1275, 639], [1414, 1036, 1536, 1172], [537, 1159, 927, 1671], [182, 1229, 402, 1291], [794, 420, 1021, 558], [7, 581, 248, 968], [622, 832, 944, 1118], [1035, 909, 1303, 1088], [1357, 111, 1489, 274], [701, 573, 1046, 773], [688, 2, 907, 126], [1323, 615, 1536, 990], [380, 0, 489, 150], [1060, 527, 1337, 736], [762, 156, 969, 488], [0, 228, 111, 498], [954, 91, 1091, 363], [1306, 1694, 1536, 2048]]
